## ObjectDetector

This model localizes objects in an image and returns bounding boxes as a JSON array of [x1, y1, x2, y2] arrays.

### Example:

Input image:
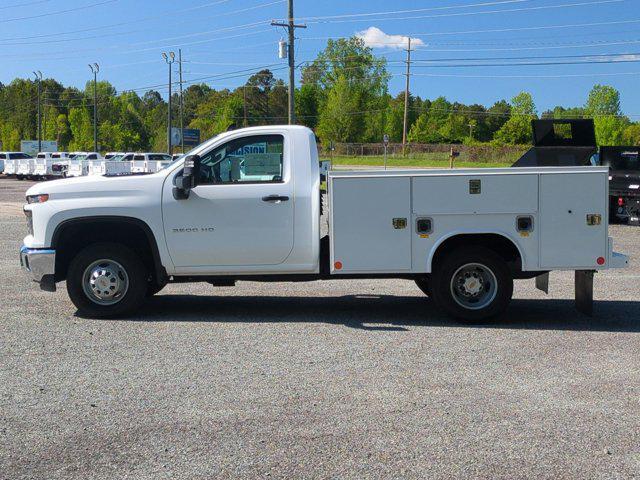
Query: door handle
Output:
[[262, 195, 289, 202]]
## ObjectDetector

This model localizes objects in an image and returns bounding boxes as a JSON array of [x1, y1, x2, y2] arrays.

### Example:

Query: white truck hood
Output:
[[26, 173, 167, 199]]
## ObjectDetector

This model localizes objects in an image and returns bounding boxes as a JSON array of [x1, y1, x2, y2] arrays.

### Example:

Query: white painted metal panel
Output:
[[331, 177, 411, 273], [88, 160, 105, 176], [131, 160, 147, 173], [4, 159, 17, 175], [539, 172, 607, 268], [412, 174, 538, 214], [67, 160, 88, 177], [17, 159, 34, 175]]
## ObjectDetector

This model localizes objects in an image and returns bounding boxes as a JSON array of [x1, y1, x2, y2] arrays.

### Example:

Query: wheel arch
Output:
[[51, 216, 167, 285], [427, 232, 525, 274]]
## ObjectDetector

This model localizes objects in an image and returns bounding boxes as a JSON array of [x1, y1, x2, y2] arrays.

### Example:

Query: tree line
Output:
[[1, 37, 639, 152]]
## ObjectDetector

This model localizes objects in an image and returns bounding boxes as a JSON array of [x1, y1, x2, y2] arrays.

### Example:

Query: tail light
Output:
[[618, 197, 625, 207]]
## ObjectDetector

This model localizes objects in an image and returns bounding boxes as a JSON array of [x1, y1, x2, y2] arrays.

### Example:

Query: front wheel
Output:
[[414, 276, 432, 297], [67, 243, 148, 318], [431, 247, 513, 322]]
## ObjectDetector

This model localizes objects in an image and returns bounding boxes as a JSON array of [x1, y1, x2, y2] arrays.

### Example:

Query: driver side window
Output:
[[199, 134, 284, 185]]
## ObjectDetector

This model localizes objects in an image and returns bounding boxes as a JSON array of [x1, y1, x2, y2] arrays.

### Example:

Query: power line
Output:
[[409, 71, 640, 79], [411, 52, 640, 63], [0, 0, 284, 46], [302, 0, 624, 25], [401, 18, 640, 38], [411, 38, 640, 52], [0, 0, 235, 40], [0, 0, 51, 9], [0, 0, 117, 23], [293, 0, 533, 21], [0, 27, 273, 59]]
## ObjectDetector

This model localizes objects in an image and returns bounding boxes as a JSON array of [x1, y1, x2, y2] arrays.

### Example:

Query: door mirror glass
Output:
[[183, 154, 201, 189], [173, 154, 201, 200]]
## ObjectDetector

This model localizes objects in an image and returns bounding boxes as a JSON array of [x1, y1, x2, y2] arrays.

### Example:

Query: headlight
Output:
[[26, 194, 49, 204]]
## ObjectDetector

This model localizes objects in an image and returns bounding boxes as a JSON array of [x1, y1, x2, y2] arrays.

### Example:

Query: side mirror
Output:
[[173, 154, 201, 200]]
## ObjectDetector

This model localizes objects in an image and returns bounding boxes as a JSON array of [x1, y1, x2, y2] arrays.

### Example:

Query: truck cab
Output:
[[50, 152, 72, 177], [20, 125, 628, 321], [0, 152, 33, 176], [599, 146, 640, 224]]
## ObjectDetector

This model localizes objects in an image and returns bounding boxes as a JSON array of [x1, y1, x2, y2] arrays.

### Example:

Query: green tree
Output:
[[302, 36, 388, 142], [316, 75, 361, 143], [295, 83, 320, 129], [585, 84, 621, 116], [623, 123, 640, 145], [494, 92, 536, 145], [584, 85, 628, 145], [68, 107, 93, 150]]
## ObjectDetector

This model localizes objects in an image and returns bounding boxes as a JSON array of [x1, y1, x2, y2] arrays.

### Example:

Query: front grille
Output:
[[24, 209, 33, 235]]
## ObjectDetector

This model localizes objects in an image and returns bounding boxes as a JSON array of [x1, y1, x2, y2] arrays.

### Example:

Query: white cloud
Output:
[[356, 27, 424, 50]]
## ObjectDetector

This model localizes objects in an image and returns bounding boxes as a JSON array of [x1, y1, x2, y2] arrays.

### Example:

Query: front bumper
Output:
[[20, 246, 56, 291]]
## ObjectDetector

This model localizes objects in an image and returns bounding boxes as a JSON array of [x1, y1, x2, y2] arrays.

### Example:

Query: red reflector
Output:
[[334, 261, 343, 270], [618, 197, 625, 206], [597, 257, 605, 266]]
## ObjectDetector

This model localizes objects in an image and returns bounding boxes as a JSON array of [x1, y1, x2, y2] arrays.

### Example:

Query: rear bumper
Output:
[[19, 246, 56, 291], [610, 252, 630, 269]]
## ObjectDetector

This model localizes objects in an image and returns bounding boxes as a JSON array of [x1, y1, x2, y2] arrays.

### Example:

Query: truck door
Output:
[[539, 172, 607, 269], [161, 133, 294, 268]]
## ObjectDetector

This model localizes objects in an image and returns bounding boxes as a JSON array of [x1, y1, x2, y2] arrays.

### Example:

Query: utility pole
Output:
[[88, 63, 99, 152], [402, 37, 412, 156], [33, 71, 42, 152], [271, 0, 306, 124], [243, 86, 248, 127], [162, 52, 175, 154], [178, 49, 184, 154]]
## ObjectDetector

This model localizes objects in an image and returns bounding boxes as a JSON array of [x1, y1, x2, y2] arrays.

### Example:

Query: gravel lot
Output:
[[1, 177, 639, 479]]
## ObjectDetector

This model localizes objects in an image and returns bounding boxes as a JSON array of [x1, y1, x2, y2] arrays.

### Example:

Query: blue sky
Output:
[[2, 0, 640, 116]]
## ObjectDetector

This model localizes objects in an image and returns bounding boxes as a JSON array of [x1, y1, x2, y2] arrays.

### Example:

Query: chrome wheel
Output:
[[450, 262, 498, 311], [82, 259, 129, 306]]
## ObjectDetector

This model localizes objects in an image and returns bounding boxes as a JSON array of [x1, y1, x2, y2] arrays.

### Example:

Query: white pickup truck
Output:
[[20, 125, 629, 320]]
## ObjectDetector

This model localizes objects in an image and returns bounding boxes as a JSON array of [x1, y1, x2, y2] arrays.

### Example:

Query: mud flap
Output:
[[575, 270, 595, 316], [535, 273, 549, 294]]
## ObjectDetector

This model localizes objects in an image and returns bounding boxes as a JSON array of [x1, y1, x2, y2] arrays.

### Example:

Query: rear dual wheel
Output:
[[430, 247, 513, 322]]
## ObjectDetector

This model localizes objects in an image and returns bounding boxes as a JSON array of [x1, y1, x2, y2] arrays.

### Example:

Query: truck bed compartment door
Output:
[[539, 173, 607, 269], [331, 177, 411, 273]]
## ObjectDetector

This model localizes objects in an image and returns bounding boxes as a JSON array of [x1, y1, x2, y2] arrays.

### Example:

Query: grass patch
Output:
[[323, 155, 513, 169]]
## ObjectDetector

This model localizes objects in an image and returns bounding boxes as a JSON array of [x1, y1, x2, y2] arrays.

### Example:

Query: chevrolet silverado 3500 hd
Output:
[[20, 125, 628, 321]]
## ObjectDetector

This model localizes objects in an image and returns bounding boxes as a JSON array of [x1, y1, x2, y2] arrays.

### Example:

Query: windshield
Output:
[[74, 154, 88, 161]]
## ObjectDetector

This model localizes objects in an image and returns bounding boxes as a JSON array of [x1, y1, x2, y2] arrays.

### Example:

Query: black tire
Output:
[[431, 246, 513, 322], [146, 282, 166, 297], [415, 276, 432, 297], [67, 242, 148, 318], [16, 175, 24, 181]]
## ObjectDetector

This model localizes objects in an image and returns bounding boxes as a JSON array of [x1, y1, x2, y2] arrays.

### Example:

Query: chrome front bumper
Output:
[[20, 246, 56, 291]]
